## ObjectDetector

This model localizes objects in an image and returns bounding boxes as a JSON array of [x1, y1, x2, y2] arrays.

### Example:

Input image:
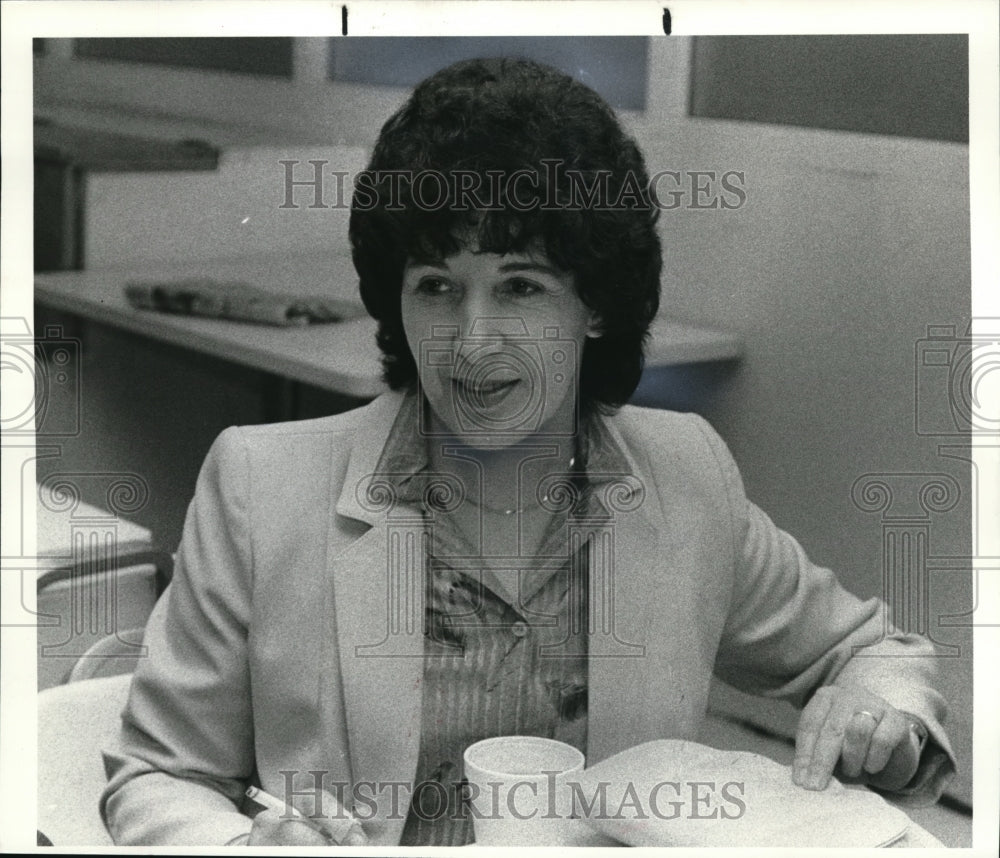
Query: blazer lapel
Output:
[[585, 474, 670, 763], [585, 414, 708, 763], [326, 392, 426, 843]]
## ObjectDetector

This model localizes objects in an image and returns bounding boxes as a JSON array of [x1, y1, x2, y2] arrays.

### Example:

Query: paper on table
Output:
[[124, 279, 359, 327], [573, 739, 912, 848]]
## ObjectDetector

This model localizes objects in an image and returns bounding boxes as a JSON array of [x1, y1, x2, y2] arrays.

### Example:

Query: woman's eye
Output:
[[506, 278, 543, 297], [415, 277, 451, 296]]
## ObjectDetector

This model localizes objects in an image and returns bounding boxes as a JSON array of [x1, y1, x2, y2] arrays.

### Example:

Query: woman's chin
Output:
[[421, 388, 578, 447], [436, 415, 577, 449], [429, 413, 540, 448]]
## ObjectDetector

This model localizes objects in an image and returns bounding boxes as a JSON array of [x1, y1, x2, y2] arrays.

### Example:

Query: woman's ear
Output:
[[586, 315, 604, 339]]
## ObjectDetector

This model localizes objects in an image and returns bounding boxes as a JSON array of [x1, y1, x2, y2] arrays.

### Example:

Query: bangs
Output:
[[404, 207, 569, 270]]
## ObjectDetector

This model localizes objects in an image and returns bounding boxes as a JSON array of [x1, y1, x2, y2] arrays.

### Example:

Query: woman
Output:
[[101, 58, 955, 846]]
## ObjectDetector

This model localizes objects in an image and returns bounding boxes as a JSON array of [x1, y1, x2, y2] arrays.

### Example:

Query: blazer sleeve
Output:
[[99, 427, 256, 845], [694, 417, 956, 806]]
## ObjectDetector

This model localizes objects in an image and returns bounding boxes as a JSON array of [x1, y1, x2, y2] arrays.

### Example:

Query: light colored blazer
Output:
[[101, 392, 955, 845]]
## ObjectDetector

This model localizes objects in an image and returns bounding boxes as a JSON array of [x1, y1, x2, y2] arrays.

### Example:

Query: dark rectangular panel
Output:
[[35, 119, 219, 173], [328, 37, 648, 110], [34, 158, 81, 272], [74, 37, 294, 78], [690, 35, 968, 143]]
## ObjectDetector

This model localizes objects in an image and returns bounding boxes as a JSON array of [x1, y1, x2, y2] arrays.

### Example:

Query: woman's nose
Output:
[[458, 290, 498, 338], [449, 286, 530, 339], [466, 317, 529, 339], [463, 304, 529, 339]]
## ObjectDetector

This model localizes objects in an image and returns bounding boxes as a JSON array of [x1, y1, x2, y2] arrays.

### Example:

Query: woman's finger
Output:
[[247, 810, 332, 846], [839, 710, 881, 778], [793, 686, 834, 785], [863, 711, 902, 775], [793, 686, 923, 793], [865, 711, 920, 790], [803, 700, 855, 790]]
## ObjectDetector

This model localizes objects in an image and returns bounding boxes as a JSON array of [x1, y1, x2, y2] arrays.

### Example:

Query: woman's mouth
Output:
[[452, 376, 520, 408]]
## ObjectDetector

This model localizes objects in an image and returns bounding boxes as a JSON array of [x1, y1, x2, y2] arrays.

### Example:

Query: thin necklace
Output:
[[463, 455, 578, 516]]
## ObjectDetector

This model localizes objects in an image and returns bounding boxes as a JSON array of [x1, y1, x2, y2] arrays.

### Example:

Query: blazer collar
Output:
[[335, 391, 658, 521], [334, 390, 412, 526]]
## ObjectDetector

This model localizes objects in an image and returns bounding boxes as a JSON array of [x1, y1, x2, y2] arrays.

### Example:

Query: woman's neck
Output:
[[424, 426, 578, 515]]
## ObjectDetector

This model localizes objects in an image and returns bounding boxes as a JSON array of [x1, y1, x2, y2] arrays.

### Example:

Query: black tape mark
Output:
[[342, 4, 348, 36], [663, 8, 671, 35]]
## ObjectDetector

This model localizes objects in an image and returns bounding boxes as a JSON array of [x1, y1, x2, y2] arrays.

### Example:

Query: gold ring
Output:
[[855, 709, 880, 722], [907, 717, 929, 752]]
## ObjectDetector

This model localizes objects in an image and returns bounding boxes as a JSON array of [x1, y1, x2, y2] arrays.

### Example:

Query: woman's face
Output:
[[401, 245, 597, 448]]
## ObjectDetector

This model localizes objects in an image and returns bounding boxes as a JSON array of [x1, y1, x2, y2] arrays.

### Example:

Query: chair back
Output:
[[36, 550, 172, 690]]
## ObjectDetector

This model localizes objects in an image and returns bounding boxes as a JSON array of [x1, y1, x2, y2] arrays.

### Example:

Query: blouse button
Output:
[[511, 621, 529, 638]]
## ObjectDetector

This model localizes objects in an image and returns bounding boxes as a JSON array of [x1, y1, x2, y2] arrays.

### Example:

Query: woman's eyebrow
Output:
[[497, 261, 562, 276], [405, 259, 450, 272]]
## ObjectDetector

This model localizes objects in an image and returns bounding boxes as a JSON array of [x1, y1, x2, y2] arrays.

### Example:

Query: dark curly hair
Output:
[[349, 56, 662, 414]]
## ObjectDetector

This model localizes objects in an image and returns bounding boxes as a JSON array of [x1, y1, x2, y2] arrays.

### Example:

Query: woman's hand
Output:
[[245, 810, 334, 846], [239, 787, 369, 846], [793, 685, 925, 792]]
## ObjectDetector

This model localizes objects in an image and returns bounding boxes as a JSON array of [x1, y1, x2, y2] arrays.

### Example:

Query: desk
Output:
[[34, 249, 744, 399]]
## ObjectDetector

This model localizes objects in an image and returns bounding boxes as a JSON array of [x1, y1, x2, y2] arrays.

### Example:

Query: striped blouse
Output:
[[374, 394, 630, 846]]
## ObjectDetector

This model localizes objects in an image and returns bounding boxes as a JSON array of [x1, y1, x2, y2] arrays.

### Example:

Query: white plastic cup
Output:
[[463, 735, 585, 845]]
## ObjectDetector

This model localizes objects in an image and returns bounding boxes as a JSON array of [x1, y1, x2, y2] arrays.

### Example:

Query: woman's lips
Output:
[[452, 376, 520, 407]]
